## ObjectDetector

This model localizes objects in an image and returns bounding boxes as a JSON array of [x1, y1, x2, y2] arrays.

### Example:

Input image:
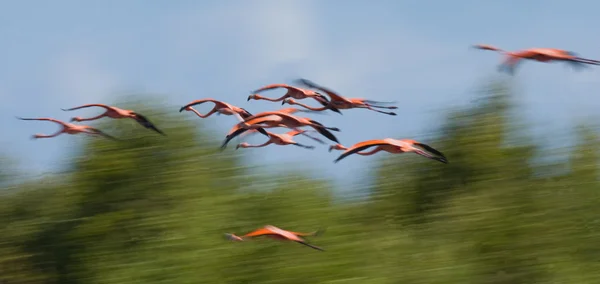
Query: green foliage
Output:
[[1, 84, 600, 283]]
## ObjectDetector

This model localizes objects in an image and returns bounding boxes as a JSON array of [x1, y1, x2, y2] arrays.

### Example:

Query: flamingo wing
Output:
[[498, 55, 524, 75], [251, 83, 296, 93], [242, 227, 279, 238], [313, 95, 342, 114], [411, 142, 448, 163], [334, 140, 390, 163], [221, 117, 281, 149], [244, 114, 286, 126], [133, 113, 166, 136], [238, 108, 254, 118], [60, 104, 113, 111], [293, 78, 352, 103]]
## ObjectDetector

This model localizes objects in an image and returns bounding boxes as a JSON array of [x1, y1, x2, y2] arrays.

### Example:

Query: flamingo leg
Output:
[[365, 106, 397, 116], [365, 104, 398, 110]]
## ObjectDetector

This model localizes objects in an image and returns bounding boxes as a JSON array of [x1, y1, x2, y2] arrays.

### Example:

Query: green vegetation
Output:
[[1, 81, 599, 283]]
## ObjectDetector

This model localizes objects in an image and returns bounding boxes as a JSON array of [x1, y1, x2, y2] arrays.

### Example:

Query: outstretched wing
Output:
[[412, 142, 448, 163], [244, 114, 285, 126], [313, 95, 342, 114], [242, 227, 279, 238], [61, 104, 113, 111], [334, 140, 389, 163], [293, 78, 350, 103], [498, 55, 524, 75], [238, 108, 253, 118], [251, 83, 296, 93], [133, 113, 166, 136]]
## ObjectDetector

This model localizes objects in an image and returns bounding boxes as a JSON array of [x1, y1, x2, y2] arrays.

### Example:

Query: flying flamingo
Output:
[[291, 78, 398, 116], [234, 110, 322, 140], [472, 44, 600, 74], [16, 117, 118, 140], [235, 129, 326, 150], [178, 98, 270, 136], [61, 104, 165, 135], [333, 138, 448, 164], [225, 225, 325, 251], [220, 111, 340, 149], [179, 98, 254, 121], [247, 83, 342, 114]]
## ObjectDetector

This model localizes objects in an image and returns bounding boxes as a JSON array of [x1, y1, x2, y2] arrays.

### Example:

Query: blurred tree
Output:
[[1, 88, 600, 283]]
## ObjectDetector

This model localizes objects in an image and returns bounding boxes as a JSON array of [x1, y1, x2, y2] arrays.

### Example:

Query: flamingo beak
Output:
[[435, 156, 449, 164], [224, 233, 243, 241], [247, 95, 252, 101]]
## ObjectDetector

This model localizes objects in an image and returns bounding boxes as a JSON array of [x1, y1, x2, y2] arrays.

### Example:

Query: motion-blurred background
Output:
[[2, 1, 600, 283]]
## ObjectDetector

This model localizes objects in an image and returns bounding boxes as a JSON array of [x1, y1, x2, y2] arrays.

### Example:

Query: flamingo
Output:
[[178, 99, 270, 137], [225, 225, 325, 251], [61, 104, 165, 136], [290, 78, 397, 116], [16, 117, 118, 141], [333, 138, 448, 164], [235, 129, 326, 150], [220, 111, 340, 149], [247, 83, 342, 114], [472, 44, 600, 74], [179, 98, 253, 121]]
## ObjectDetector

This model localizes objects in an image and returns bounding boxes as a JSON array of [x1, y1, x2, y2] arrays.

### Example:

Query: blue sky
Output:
[[2, 0, 600, 190]]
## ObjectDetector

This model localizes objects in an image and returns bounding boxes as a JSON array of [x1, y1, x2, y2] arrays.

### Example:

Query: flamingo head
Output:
[[328, 144, 346, 152], [224, 233, 244, 242], [472, 44, 499, 51], [247, 94, 260, 101], [70, 116, 83, 122], [32, 134, 42, 139], [282, 98, 296, 105], [236, 142, 250, 150]]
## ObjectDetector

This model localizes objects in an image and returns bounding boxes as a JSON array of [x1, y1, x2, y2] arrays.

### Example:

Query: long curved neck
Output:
[[291, 101, 329, 111]]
